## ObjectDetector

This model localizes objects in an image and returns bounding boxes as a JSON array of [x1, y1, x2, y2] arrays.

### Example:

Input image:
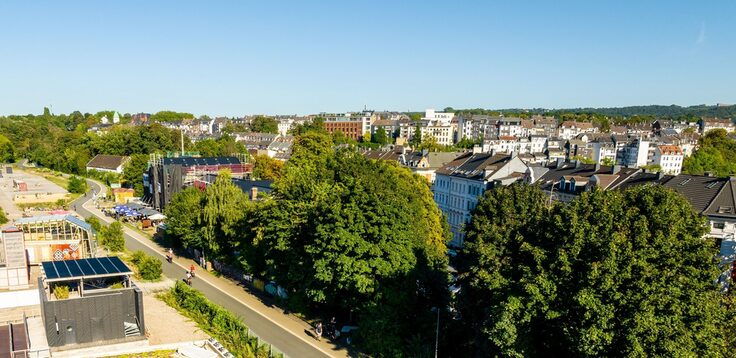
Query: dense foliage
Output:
[[122, 154, 149, 196], [130, 250, 162, 281], [67, 176, 88, 194], [191, 135, 247, 157], [0, 209, 7, 225], [683, 129, 736, 177], [251, 154, 283, 181], [249, 116, 279, 134], [160, 281, 280, 357], [457, 184, 733, 357], [100, 221, 125, 252], [165, 171, 249, 258], [0, 134, 15, 163], [149, 111, 194, 122], [242, 132, 451, 355]]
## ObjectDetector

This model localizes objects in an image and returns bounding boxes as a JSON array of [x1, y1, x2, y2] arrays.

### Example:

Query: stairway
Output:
[[123, 321, 141, 337]]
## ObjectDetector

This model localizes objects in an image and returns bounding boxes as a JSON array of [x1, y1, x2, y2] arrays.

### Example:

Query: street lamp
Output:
[[431, 307, 440, 358]]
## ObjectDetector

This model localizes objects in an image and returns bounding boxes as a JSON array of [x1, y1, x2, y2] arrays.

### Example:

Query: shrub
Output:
[[67, 176, 88, 194], [110, 282, 124, 289], [137, 256, 162, 281], [85, 216, 101, 233], [101, 222, 125, 252], [53, 285, 70, 299], [0, 209, 7, 225], [130, 250, 146, 265]]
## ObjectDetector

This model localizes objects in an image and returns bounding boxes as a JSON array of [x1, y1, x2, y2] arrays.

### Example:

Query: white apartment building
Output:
[[424, 108, 454, 125], [653, 145, 684, 175], [620, 139, 651, 168], [591, 140, 617, 164], [433, 152, 529, 247], [558, 121, 598, 140], [497, 118, 524, 137]]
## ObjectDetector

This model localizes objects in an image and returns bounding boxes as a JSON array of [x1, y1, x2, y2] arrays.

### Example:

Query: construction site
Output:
[[144, 153, 252, 211]]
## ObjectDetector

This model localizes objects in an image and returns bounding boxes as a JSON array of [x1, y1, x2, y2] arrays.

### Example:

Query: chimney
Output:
[[472, 145, 483, 154], [594, 163, 601, 171], [556, 157, 565, 169], [575, 160, 581, 169], [612, 165, 621, 174], [705, 171, 714, 177], [251, 187, 258, 200], [657, 171, 664, 180]]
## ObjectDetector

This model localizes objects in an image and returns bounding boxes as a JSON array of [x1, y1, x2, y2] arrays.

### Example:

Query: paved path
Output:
[[72, 179, 351, 358]]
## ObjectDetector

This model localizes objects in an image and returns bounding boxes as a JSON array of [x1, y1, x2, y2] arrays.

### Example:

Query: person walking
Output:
[[314, 322, 323, 341], [190, 264, 196, 278], [186, 271, 192, 286], [167, 248, 173, 263], [329, 316, 338, 339]]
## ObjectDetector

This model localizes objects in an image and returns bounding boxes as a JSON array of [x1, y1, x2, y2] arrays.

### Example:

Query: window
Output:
[[713, 222, 725, 230]]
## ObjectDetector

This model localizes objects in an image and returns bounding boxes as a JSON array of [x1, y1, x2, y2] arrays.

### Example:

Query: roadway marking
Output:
[[79, 180, 338, 358]]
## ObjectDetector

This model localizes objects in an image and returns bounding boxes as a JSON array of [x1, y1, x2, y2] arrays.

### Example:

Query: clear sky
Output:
[[0, 1, 733, 117]]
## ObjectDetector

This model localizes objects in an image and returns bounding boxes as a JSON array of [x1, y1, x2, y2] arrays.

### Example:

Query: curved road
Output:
[[71, 179, 343, 358]]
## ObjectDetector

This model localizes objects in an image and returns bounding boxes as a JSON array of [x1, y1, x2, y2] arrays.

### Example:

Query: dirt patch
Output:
[[142, 287, 209, 345]]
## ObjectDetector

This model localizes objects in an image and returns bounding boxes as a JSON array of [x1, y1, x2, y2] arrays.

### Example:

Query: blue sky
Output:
[[0, 1, 733, 116]]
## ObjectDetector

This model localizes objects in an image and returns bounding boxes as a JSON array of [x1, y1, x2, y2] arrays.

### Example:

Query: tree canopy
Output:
[[251, 154, 283, 181], [457, 184, 733, 357], [683, 129, 736, 177], [241, 132, 451, 355], [249, 116, 278, 134], [149, 111, 194, 122]]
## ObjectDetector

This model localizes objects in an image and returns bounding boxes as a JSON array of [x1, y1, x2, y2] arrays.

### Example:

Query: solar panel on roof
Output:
[[78, 259, 96, 276], [88, 258, 107, 274], [54, 262, 71, 278], [42, 261, 59, 280], [66, 260, 83, 277]]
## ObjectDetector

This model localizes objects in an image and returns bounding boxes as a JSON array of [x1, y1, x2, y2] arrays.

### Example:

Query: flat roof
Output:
[[42, 257, 132, 282]]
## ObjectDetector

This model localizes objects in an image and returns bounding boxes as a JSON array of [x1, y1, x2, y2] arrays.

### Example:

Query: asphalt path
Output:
[[72, 179, 335, 358]]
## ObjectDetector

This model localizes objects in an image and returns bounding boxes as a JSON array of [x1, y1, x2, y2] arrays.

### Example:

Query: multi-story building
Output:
[[323, 120, 364, 140], [496, 118, 523, 137], [433, 152, 528, 247], [531, 115, 558, 136], [558, 121, 598, 140], [619, 138, 651, 168], [653, 145, 684, 175], [700, 117, 734, 134]]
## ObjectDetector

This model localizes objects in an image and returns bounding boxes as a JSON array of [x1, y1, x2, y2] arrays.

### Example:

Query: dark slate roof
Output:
[[662, 175, 727, 213], [536, 162, 639, 190], [86, 154, 129, 170], [435, 152, 513, 180], [703, 178, 736, 218], [611, 171, 675, 190], [163, 156, 241, 166]]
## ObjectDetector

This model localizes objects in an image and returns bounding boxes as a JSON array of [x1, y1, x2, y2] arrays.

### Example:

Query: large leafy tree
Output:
[[458, 184, 733, 357], [371, 127, 389, 145], [122, 154, 149, 196], [249, 115, 278, 134], [164, 186, 204, 250], [251, 154, 283, 181], [683, 128, 736, 177], [199, 170, 249, 257], [0, 134, 15, 163], [246, 132, 450, 355]]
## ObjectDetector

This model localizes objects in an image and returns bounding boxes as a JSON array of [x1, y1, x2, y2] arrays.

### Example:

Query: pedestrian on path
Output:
[[186, 271, 192, 286], [314, 322, 323, 341], [190, 264, 196, 278]]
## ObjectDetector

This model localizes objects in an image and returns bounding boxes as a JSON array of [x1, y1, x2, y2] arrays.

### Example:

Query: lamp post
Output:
[[431, 307, 440, 358]]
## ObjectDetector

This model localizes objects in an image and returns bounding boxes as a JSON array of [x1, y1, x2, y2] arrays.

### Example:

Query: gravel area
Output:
[[139, 279, 210, 345]]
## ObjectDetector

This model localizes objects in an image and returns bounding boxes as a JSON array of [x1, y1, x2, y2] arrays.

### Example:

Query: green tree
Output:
[[0, 134, 15, 163], [199, 170, 248, 258], [164, 187, 204, 249], [410, 121, 422, 147], [149, 111, 194, 122], [122, 154, 149, 196], [101, 221, 125, 252], [85, 216, 102, 233], [372, 127, 389, 145], [252, 155, 284, 181], [249, 116, 278, 134], [0, 209, 7, 225], [683, 129, 736, 177], [246, 133, 450, 355], [600, 157, 615, 166], [458, 184, 732, 357], [290, 117, 326, 135], [67, 176, 88, 194]]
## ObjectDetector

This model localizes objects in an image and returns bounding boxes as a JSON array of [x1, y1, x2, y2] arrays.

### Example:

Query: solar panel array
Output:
[[42, 257, 131, 280]]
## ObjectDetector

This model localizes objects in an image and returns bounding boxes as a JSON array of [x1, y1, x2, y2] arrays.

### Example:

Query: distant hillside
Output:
[[493, 104, 736, 120]]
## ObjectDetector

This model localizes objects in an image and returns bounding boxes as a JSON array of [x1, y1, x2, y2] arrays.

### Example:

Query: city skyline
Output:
[[0, 1, 734, 116]]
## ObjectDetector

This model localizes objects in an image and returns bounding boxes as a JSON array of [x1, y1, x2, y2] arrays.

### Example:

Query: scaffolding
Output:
[[13, 215, 97, 264]]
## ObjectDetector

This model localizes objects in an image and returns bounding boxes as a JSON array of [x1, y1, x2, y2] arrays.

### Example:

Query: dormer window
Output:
[[717, 206, 733, 214]]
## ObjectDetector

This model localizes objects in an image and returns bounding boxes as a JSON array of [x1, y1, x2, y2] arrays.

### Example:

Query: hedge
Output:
[[161, 281, 282, 358]]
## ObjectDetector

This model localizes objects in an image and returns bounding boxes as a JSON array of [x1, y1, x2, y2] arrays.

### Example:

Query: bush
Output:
[[0, 209, 7, 225], [67, 176, 88, 194], [162, 282, 277, 357], [85, 216, 101, 233], [100, 221, 125, 252], [137, 255, 162, 281], [110, 282, 124, 289], [130, 250, 146, 265], [53, 285, 69, 299]]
